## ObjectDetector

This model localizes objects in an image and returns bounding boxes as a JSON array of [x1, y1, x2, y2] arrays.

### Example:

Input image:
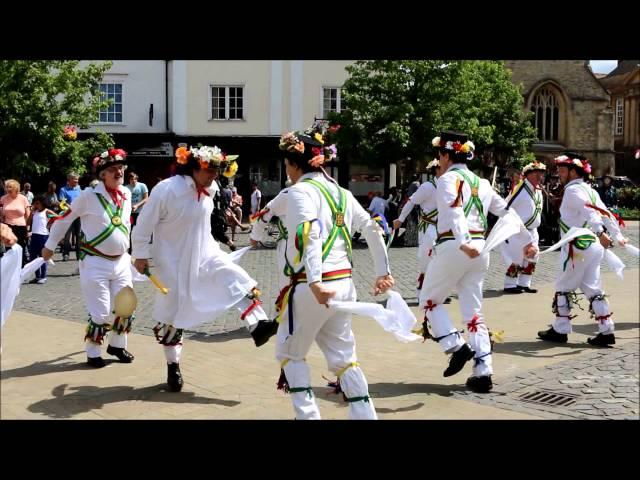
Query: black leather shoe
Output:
[[443, 343, 475, 377], [107, 345, 135, 363], [537, 327, 568, 343], [87, 356, 106, 368], [444, 297, 452, 304], [167, 363, 183, 392], [520, 286, 538, 293], [587, 333, 616, 347], [251, 319, 279, 347], [466, 375, 493, 393], [503, 287, 523, 294]]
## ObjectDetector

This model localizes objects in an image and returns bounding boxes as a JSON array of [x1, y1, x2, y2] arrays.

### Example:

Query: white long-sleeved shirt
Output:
[[249, 188, 289, 244], [436, 163, 530, 247], [131, 175, 257, 328], [397, 180, 437, 223], [45, 182, 131, 256], [560, 178, 624, 242], [505, 178, 543, 230], [250, 188, 290, 288], [285, 172, 390, 284]]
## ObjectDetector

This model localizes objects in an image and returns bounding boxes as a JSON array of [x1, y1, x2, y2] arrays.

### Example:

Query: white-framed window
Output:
[[211, 85, 244, 120], [615, 98, 624, 135], [98, 83, 123, 123], [530, 87, 560, 142], [322, 87, 347, 118]]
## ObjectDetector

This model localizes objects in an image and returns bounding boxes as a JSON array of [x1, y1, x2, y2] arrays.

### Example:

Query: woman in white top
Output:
[[28, 196, 56, 283]]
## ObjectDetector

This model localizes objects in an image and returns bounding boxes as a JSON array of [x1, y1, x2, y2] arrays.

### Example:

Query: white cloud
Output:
[[590, 60, 617, 74]]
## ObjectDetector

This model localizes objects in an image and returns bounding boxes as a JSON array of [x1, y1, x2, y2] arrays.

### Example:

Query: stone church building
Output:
[[505, 60, 615, 176]]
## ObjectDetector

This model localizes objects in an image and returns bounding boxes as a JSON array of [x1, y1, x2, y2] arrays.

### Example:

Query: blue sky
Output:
[[590, 60, 617, 74]]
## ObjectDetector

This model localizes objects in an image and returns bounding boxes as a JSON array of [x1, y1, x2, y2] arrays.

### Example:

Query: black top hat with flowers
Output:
[[431, 130, 475, 161], [92, 148, 128, 175], [279, 120, 339, 169], [554, 151, 591, 174]]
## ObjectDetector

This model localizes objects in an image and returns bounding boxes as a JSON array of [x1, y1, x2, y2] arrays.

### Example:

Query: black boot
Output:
[[537, 327, 568, 343], [443, 297, 452, 304], [106, 345, 135, 363], [466, 375, 493, 393], [503, 287, 523, 294], [443, 343, 475, 377], [87, 356, 106, 368], [167, 363, 183, 392], [520, 286, 538, 293], [250, 319, 279, 347], [587, 332, 616, 347]]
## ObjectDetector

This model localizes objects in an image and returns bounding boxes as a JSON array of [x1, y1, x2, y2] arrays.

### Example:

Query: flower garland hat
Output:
[[175, 144, 239, 178], [554, 151, 591, 174], [92, 148, 128, 175], [431, 130, 475, 161]]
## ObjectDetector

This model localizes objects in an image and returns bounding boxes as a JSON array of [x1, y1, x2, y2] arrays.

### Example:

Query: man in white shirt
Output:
[[501, 161, 545, 294], [132, 146, 275, 392], [394, 159, 442, 298], [420, 131, 536, 393], [276, 128, 394, 419], [43, 149, 135, 368], [538, 152, 628, 347], [250, 183, 262, 216]]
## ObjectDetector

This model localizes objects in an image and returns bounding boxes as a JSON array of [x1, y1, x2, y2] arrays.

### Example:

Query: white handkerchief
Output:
[[482, 210, 521, 255], [229, 246, 252, 264], [328, 290, 421, 343], [624, 244, 639, 258]]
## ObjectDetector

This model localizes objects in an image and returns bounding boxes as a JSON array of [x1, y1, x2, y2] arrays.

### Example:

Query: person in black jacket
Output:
[[211, 178, 237, 251]]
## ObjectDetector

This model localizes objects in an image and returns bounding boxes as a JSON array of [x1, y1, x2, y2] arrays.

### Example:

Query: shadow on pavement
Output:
[[494, 340, 588, 358], [1, 352, 93, 380], [27, 383, 241, 418], [571, 322, 639, 335], [376, 402, 425, 414], [186, 329, 252, 344]]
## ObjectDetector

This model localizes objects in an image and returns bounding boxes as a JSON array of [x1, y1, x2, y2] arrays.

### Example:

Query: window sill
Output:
[[91, 123, 127, 127], [208, 119, 246, 122]]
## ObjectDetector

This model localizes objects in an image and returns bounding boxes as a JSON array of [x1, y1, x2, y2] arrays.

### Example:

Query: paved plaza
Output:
[[2, 224, 638, 419]]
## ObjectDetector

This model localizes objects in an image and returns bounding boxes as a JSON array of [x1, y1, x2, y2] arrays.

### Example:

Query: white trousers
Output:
[[162, 296, 268, 364], [417, 224, 437, 295], [420, 239, 493, 377], [501, 229, 539, 288], [275, 278, 376, 420], [79, 254, 132, 358], [552, 241, 614, 335]]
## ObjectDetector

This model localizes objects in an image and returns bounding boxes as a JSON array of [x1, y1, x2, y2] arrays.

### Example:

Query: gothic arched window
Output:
[[531, 87, 560, 142]]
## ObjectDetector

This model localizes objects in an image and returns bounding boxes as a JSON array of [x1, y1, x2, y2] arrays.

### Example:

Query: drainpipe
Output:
[[165, 60, 169, 132]]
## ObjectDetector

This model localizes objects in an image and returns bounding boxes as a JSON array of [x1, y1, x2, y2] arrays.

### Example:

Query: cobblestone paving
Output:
[[452, 341, 639, 420], [15, 225, 639, 337], [13, 224, 639, 420]]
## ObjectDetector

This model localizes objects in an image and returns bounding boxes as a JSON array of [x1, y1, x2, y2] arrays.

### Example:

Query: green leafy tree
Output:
[[0, 60, 114, 178], [332, 60, 536, 169]]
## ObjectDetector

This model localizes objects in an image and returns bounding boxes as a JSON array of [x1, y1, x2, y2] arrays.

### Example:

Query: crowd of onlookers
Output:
[[0, 171, 151, 283], [1, 164, 628, 279]]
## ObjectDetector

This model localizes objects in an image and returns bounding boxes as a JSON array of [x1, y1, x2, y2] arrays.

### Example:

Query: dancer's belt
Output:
[[436, 230, 485, 244], [290, 268, 353, 284], [79, 243, 123, 261], [420, 213, 437, 226], [276, 269, 353, 335]]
